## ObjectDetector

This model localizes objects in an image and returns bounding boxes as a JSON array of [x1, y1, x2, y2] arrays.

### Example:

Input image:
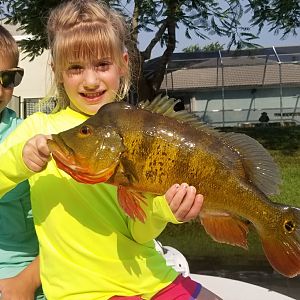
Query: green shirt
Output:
[[0, 108, 44, 299], [0, 107, 179, 300], [0, 108, 39, 277]]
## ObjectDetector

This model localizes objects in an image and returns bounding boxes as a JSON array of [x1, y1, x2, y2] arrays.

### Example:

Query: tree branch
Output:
[[151, 1, 177, 92], [140, 19, 168, 61], [131, 0, 139, 44]]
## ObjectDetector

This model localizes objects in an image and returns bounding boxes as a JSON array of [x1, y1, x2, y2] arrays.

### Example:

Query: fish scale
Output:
[[47, 95, 300, 278]]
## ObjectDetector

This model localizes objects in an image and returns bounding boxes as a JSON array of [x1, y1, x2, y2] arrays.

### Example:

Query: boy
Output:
[[0, 24, 44, 299]]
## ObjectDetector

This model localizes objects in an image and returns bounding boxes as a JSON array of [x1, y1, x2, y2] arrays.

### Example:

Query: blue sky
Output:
[[132, 0, 300, 58], [138, 24, 300, 58]]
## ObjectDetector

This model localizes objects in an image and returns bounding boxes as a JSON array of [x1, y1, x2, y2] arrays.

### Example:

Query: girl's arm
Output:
[[0, 134, 50, 198], [128, 183, 203, 244], [0, 114, 48, 197], [0, 141, 31, 197], [0, 256, 42, 300]]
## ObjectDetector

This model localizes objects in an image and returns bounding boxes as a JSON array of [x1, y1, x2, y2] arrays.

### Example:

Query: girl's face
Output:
[[0, 56, 15, 114], [61, 53, 128, 116]]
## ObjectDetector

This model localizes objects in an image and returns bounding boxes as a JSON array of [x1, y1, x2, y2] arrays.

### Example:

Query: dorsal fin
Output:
[[138, 94, 282, 196], [138, 94, 207, 129], [221, 132, 282, 195]]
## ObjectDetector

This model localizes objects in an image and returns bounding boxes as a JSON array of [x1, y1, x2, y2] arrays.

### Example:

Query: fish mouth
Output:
[[47, 138, 117, 184]]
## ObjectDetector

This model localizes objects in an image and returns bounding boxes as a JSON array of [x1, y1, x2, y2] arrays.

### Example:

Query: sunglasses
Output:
[[0, 67, 24, 88]]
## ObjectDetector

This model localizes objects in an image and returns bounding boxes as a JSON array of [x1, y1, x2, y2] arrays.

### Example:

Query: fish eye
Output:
[[284, 220, 295, 233], [80, 125, 92, 136]]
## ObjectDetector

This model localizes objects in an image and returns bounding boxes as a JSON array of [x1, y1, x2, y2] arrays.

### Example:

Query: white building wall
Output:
[[14, 50, 51, 99], [4, 22, 52, 118], [188, 87, 300, 126], [10, 50, 52, 118]]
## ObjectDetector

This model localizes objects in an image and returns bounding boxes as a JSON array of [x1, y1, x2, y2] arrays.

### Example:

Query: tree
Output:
[[182, 44, 202, 53], [202, 42, 224, 52], [1, 0, 299, 101], [183, 42, 224, 53]]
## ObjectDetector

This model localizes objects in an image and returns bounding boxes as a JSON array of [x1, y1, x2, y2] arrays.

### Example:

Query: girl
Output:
[[0, 1, 221, 299]]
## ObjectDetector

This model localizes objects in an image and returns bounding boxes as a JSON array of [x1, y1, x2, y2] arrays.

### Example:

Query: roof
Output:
[[144, 46, 300, 90], [161, 62, 300, 90]]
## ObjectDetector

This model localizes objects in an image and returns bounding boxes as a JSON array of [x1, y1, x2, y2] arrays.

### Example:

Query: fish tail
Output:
[[259, 205, 300, 278]]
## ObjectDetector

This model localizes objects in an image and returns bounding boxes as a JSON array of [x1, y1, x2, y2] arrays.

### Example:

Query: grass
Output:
[[158, 125, 300, 271]]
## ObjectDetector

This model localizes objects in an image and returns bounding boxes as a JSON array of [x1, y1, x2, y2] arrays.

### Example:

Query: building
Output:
[[144, 46, 300, 127]]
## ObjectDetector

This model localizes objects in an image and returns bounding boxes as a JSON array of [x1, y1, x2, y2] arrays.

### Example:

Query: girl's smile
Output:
[[79, 90, 106, 102]]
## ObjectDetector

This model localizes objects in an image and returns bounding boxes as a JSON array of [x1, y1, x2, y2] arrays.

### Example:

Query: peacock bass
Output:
[[47, 95, 300, 278]]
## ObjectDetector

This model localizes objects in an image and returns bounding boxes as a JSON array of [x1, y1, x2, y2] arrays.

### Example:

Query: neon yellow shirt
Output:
[[0, 107, 179, 300]]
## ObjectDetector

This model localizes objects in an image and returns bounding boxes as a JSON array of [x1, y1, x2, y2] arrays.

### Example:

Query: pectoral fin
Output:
[[117, 186, 147, 223], [200, 213, 250, 249]]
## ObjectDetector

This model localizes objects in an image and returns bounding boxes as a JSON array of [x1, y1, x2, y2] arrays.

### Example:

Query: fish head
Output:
[[47, 123, 125, 184]]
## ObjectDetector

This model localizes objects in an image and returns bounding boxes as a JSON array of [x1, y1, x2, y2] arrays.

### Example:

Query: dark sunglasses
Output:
[[0, 67, 24, 88]]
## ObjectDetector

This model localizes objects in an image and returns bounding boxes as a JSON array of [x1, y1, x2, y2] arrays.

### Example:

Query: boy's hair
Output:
[[0, 25, 19, 67], [47, 0, 133, 112]]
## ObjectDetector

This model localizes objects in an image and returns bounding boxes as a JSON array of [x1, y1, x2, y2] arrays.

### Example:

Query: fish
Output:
[[47, 95, 300, 278]]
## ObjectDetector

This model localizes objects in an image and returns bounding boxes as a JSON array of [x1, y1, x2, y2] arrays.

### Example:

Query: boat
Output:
[[155, 241, 296, 300]]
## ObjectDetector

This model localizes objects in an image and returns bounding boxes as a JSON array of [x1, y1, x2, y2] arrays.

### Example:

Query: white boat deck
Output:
[[190, 274, 296, 300], [156, 241, 298, 300]]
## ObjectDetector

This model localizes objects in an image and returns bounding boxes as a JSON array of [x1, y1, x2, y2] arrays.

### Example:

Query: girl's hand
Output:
[[22, 134, 52, 172], [165, 183, 203, 222]]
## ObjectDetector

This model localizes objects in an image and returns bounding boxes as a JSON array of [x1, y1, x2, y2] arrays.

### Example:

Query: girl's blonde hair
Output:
[[0, 25, 19, 67], [47, 0, 132, 112]]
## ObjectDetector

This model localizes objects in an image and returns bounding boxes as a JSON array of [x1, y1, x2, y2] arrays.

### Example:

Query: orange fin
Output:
[[260, 207, 300, 278], [200, 214, 249, 249], [117, 186, 147, 223], [261, 236, 300, 278]]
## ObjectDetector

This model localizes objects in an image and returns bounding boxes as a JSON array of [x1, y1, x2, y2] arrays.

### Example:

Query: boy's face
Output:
[[0, 56, 15, 114]]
